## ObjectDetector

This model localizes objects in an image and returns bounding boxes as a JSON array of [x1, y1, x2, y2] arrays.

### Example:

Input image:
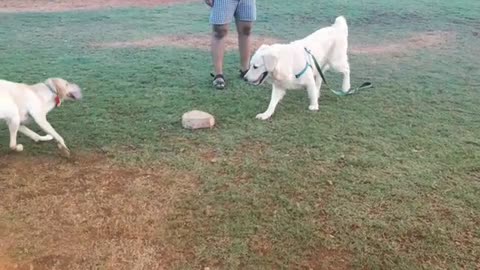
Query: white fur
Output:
[[244, 16, 351, 120], [0, 78, 82, 155]]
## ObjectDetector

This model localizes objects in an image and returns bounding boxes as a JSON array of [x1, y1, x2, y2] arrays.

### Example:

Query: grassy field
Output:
[[1, 0, 479, 269]]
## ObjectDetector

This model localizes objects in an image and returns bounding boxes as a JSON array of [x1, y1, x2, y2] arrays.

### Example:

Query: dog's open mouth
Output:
[[252, 71, 269, 86], [66, 85, 82, 100], [67, 90, 82, 100]]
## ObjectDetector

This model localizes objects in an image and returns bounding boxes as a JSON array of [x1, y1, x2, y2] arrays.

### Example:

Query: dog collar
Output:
[[44, 82, 61, 107]]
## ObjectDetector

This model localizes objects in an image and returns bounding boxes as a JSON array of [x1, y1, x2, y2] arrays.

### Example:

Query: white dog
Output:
[[0, 78, 82, 156], [244, 16, 351, 120]]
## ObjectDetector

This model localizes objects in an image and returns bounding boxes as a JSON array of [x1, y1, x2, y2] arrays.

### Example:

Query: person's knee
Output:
[[213, 25, 228, 39], [238, 24, 252, 36]]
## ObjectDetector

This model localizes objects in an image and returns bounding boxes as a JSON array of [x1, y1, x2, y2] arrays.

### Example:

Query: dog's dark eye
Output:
[[253, 65, 259, 69]]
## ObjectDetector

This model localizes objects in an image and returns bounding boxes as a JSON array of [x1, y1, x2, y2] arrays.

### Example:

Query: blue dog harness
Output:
[[294, 49, 313, 79]]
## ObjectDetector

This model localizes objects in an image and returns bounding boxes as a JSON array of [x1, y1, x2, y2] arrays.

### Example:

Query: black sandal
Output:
[[211, 73, 225, 90], [239, 69, 249, 79]]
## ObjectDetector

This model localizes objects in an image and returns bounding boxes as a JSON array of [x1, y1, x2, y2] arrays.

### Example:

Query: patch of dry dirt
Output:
[[93, 31, 453, 57], [298, 248, 352, 270], [249, 233, 273, 257], [0, 0, 194, 13], [92, 34, 282, 52], [350, 31, 455, 56], [0, 153, 198, 270]]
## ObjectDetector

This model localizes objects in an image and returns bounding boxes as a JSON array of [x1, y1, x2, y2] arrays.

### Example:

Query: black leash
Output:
[[304, 47, 372, 96]]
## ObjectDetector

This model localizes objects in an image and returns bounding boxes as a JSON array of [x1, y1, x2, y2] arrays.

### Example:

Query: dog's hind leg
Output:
[[340, 63, 351, 93], [19, 125, 54, 142], [331, 59, 351, 93], [7, 115, 23, 152]]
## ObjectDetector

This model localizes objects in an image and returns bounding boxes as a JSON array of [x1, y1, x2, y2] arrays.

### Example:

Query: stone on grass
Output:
[[182, 110, 215, 130]]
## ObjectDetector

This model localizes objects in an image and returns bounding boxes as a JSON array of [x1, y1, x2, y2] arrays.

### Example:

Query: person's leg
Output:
[[212, 24, 229, 76], [235, 20, 252, 73], [209, 0, 237, 89], [235, 0, 256, 76]]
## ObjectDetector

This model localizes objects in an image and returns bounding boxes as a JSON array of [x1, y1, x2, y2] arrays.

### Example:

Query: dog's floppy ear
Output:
[[262, 51, 278, 72], [51, 78, 67, 99], [274, 62, 289, 81], [264, 49, 290, 81]]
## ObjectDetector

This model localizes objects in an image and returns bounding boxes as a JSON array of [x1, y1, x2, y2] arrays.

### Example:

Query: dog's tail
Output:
[[333, 16, 348, 36]]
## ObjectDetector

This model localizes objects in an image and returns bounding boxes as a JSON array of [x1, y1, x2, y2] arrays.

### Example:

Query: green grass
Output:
[[1, 0, 479, 269]]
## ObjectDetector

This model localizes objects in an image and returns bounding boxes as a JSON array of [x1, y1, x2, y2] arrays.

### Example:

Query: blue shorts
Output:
[[209, 0, 256, 25]]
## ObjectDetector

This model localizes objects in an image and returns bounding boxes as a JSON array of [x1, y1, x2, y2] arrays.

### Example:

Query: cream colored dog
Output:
[[244, 16, 351, 120], [0, 78, 82, 156]]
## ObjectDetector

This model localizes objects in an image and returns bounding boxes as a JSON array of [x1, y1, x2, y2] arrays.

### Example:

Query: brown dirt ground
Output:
[[0, 152, 198, 270], [350, 31, 455, 56], [0, 0, 194, 13], [92, 35, 282, 53], [299, 249, 352, 270], [93, 31, 454, 56]]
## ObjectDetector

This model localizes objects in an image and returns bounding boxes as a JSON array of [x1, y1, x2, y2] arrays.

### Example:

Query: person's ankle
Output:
[[239, 68, 249, 78], [212, 74, 226, 90]]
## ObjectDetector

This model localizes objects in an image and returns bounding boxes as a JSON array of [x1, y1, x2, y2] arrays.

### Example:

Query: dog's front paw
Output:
[[256, 113, 271, 120], [40, 135, 54, 141], [57, 143, 71, 158], [11, 144, 24, 152], [308, 105, 319, 111]]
